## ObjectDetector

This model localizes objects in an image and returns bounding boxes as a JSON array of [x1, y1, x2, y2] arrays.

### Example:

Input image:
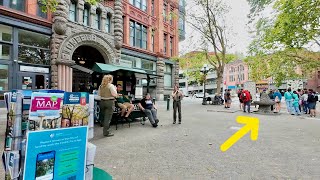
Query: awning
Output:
[[72, 65, 94, 74], [92, 63, 146, 74]]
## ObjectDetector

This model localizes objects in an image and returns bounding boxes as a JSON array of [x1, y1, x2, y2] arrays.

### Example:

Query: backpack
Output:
[[241, 92, 248, 101]]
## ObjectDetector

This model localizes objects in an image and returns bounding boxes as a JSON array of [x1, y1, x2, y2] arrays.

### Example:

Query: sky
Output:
[[179, 0, 253, 57]]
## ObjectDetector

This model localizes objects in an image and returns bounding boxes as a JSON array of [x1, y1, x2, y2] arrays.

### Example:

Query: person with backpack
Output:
[[241, 90, 251, 113], [307, 89, 318, 117], [284, 88, 294, 115], [292, 91, 301, 116], [273, 89, 282, 113]]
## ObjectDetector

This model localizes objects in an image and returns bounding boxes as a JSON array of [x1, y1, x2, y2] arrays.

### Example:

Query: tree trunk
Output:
[[216, 75, 223, 95]]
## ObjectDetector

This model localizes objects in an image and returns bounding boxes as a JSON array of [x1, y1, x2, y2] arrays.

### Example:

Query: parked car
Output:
[[193, 93, 209, 98]]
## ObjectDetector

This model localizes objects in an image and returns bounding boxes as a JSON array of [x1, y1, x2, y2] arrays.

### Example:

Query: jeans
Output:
[[286, 100, 293, 114], [303, 101, 309, 113], [143, 109, 158, 125], [244, 101, 251, 113], [293, 106, 301, 115]]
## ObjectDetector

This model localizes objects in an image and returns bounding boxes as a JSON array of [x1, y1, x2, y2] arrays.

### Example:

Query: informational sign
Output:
[[23, 127, 88, 180], [20, 65, 50, 73]]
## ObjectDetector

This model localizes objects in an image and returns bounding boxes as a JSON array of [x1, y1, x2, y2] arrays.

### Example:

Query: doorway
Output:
[[72, 46, 105, 92]]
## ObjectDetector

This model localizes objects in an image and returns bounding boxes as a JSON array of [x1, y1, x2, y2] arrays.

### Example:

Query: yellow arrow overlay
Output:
[[220, 116, 259, 152]]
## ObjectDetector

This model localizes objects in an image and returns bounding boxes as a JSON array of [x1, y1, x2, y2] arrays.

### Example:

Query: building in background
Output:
[[223, 60, 249, 94], [0, 0, 186, 105]]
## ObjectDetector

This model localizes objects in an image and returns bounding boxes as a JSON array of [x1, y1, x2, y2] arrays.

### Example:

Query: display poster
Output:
[[62, 92, 89, 127], [126, 82, 132, 92], [29, 92, 64, 130], [23, 127, 88, 180]]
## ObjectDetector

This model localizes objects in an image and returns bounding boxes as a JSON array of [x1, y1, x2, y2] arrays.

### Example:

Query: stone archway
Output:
[[52, 32, 117, 91]]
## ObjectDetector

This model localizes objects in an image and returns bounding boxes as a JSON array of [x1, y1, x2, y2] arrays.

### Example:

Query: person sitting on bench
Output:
[[138, 93, 159, 128], [116, 84, 134, 121]]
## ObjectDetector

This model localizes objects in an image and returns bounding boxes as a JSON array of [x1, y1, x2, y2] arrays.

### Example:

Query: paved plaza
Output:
[[1, 98, 320, 179]]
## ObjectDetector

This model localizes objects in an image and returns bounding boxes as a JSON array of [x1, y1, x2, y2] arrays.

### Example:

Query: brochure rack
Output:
[[2, 90, 97, 180]]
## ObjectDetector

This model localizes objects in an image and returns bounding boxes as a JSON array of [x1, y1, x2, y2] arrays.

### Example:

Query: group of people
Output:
[[284, 88, 318, 117], [97, 74, 184, 137]]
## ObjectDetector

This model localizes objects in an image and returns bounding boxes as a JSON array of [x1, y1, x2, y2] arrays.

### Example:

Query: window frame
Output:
[[106, 14, 111, 33], [170, 36, 173, 56], [69, 0, 77, 22], [83, 4, 90, 26], [164, 34, 167, 54], [95, 9, 101, 30], [129, 20, 148, 49], [129, 0, 147, 12]]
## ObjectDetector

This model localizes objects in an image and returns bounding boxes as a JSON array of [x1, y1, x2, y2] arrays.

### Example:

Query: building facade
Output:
[[223, 60, 249, 93], [0, 0, 186, 105]]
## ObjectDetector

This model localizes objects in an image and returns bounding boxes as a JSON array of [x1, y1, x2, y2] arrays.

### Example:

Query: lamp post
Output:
[[201, 64, 210, 105]]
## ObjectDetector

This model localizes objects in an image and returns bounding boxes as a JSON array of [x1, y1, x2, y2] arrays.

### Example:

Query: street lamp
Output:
[[200, 64, 211, 105]]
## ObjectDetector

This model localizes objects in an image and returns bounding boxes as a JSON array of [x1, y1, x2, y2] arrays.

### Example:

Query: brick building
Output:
[[223, 60, 249, 93], [0, 0, 186, 105]]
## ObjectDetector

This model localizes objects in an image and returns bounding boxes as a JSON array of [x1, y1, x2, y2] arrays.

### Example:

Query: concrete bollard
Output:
[[167, 97, 170, 111]]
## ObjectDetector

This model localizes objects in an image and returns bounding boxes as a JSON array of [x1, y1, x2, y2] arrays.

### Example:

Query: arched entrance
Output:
[[72, 45, 105, 92]]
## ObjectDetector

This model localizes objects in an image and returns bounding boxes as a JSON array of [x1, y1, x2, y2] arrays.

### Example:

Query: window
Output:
[[0, 65, 8, 91], [151, 0, 154, 15], [179, 16, 185, 31], [170, 37, 173, 56], [95, 9, 101, 30], [164, 64, 172, 87], [106, 14, 111, 33], [83, 4, 90, 26], [37, 1, 47, 19], [129, 20, 147, 49], [164, 34, 167, 54], [0, 44, 10, 60], [69, 0, 77, 22], [169, 10, 173, 25], [141, 59, 153, 70], [151, 34, 154, 52], [9, 0, 25, 12], [129, 0, 147, 12], [18, 29, 50, 65], [142, 26, 147, 49], [0, 25, 12, 42], [163, 3, 167, 22]]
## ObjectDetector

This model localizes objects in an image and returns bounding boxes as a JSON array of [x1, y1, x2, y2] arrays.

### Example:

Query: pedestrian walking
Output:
[[273, 89, 282, 113], [98, 75, 118, 137], [241, 90, 251, 113], [238, 89, 244, 110], [292, 91, 301, 116], [172, 85, 183, 124], [284, 88, 294, 115], [302, 90, 309, 114], [226, 89, 232, 108], [307, 89, 318, 117]]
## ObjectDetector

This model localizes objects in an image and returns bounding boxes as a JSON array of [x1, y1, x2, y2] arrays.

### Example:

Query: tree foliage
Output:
[[41, 0, 102, 12], [246, 0, 320, 85], [186, 0, 232, 94]]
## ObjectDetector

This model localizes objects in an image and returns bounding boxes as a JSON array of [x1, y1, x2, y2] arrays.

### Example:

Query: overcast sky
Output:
[[179, 0, 253, 56]]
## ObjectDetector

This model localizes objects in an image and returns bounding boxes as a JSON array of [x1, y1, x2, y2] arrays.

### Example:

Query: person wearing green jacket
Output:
[[292, 91, 301, 116], [284, 88, 294, 115]]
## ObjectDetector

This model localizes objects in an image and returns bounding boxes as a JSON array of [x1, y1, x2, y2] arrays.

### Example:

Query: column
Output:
[[156, 58, 165, 100], [77, 0, 84, 24], [147, 27, 152, 51], [123, 15, 130, 45], [166, 33, 170, 56], [147, 0, 152, 15]]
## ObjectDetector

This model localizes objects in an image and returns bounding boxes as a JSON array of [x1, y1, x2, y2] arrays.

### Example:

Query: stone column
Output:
[[78, 0, 84, 24], [123, 15, 130, 45], [114, 0, 123, 64], [101, 9, 107, 33], [51, 0, 69, 89], [90, 6, 96, 28], [156, 58, 165, 101], [174, 61, 180, 86]]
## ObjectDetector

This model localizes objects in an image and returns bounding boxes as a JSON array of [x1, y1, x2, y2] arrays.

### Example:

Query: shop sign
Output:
[[20, 65, 49, 74], [119, 59, 133, 68]]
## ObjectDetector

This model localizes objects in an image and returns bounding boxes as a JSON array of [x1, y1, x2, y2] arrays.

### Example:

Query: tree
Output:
[[40, 0, 102, 12], [185, 0, 233, 94], [246, 0, 320, 85]]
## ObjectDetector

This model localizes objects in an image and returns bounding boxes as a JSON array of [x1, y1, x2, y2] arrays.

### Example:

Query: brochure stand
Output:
[[2, 90, 97, 180]]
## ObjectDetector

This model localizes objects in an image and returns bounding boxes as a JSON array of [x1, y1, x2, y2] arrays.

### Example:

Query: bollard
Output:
[[167, 97, 170, 111]]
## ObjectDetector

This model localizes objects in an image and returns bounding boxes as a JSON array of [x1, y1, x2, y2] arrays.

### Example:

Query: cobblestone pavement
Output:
[[1, 99, 320, 179]]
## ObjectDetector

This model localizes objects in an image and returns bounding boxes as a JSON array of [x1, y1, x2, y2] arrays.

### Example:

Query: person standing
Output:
[[241, 90, 251, 113], [292, 91, 301, 116], [268, 90, 275, 111], [98, 75, 118, 137], [307, 89, 318, 117], [238, 89, 244, 110], [302, 90, 309, 114], [172, 85, 183, 124], [226, 89, 232, 108], [273, 89, 282, 112], [284, 88, 294, 114], [223, 89, 228, 108]]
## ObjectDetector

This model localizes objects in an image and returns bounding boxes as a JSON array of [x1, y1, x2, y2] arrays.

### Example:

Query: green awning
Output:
[[92, 63, 147, 74]]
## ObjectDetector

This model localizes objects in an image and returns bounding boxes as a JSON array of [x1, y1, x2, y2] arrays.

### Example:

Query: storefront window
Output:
[[18, 46, 50, 65], [141, 59, 153, 70], [22, 76, 33, 90], [0, 44, 10, 60], [0, 24, 12, 42], [18, 29, 50, 65], [0, 64, 8, 91]]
